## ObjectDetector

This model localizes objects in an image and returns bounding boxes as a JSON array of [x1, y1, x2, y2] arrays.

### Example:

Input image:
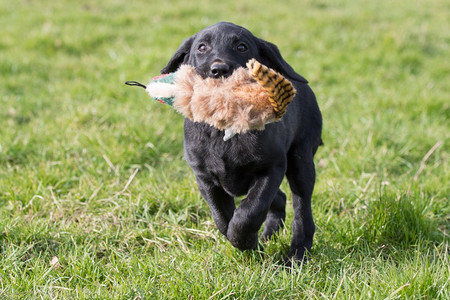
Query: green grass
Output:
[[0, 0, 448, 298]]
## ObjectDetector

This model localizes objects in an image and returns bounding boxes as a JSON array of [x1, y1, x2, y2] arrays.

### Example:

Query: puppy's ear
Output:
[[257, 38, 308, 83], [160, 36, 195, 74]]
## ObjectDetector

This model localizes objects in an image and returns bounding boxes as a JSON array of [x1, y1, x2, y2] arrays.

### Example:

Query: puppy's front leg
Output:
[[195, 176, 236, 237], [226, 166, 285, 250]]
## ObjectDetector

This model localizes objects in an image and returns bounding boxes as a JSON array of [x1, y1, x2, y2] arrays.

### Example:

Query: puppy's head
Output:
[[161, 22, 307, 83]]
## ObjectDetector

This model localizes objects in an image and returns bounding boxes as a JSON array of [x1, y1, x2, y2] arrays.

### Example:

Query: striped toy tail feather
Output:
[[246, 58, 296, 120]]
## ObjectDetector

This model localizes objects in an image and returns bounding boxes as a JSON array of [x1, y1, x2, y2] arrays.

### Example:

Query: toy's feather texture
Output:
[[140, 59, 296, 137], [173, 65, 275, 134], [246, 59, 296, 120]]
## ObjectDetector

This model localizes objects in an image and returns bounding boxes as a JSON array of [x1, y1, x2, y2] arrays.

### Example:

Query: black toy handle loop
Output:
[[125, 81, 147, 89]]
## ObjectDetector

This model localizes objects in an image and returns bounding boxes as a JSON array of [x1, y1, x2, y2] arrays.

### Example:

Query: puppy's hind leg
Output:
[[285, 148, 316, 264], [260, 189, 286, 241]]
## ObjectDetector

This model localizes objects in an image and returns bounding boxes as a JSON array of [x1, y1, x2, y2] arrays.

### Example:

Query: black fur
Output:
[[162, 22, 322, 264]]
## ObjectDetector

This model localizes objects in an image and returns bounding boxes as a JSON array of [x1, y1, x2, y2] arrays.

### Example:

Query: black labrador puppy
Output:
[[161, 22, 322, 264]]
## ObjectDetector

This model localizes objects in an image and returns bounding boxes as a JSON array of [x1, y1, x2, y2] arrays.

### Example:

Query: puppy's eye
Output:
[[198, 43, 208, 53], [236, 43, 248, 52]]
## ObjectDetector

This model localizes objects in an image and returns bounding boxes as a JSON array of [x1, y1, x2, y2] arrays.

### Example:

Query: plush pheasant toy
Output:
[[125, 59, 296, 141]]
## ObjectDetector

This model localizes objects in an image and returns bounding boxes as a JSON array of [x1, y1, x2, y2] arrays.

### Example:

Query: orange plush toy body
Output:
[[126, 59, 296, 140]]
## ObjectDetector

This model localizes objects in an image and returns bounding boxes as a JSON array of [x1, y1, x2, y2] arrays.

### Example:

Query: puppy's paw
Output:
[[283, 247, 311, 268], [227, 231, 259, 251], [260, 218, 284, 242]]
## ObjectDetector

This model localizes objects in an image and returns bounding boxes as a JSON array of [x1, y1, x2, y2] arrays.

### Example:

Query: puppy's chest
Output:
[[186, 141, 257, 191], [202, 153, 259, 197], [198, 141, 262, 171]]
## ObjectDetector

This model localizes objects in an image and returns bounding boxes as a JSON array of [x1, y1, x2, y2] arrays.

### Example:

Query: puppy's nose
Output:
[[210, 63, 230, 78]]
